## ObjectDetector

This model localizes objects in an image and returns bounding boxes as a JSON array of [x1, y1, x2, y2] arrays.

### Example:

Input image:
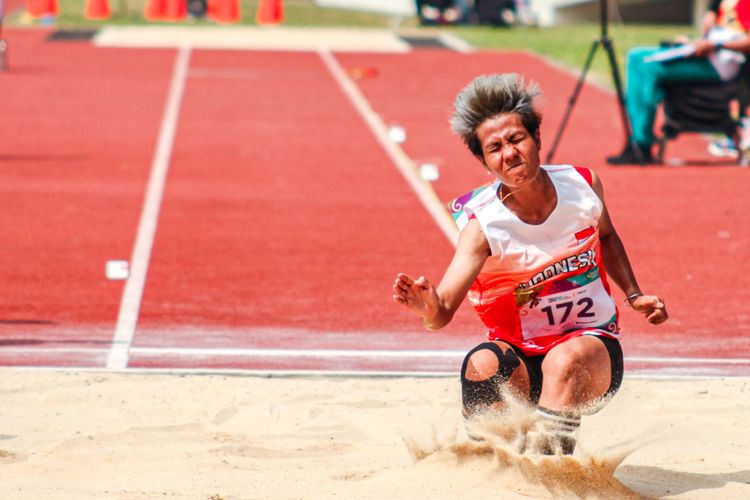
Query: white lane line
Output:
[[626, 356, 750, 365], [317, 49, 460, 246], [131, 347, 466, 357], [438, 33, 475, 53], [3, 365, 750, 381], [122, 347, 750, 365], [6, 343, 750, 367], [106, 45, 192, 370], [7, 344, 750, 366], [0, 348, 109, 354]]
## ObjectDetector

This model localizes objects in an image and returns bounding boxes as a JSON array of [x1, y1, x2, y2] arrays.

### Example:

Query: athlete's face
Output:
[[476, 113, 541, 188]]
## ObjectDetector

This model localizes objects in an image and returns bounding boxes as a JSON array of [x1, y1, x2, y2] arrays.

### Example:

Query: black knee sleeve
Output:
[[461, 342, 521, 413]]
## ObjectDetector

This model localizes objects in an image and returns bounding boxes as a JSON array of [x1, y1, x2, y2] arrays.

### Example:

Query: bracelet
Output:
[[715, 41, 724, 51], [625, 292, 643, 306]]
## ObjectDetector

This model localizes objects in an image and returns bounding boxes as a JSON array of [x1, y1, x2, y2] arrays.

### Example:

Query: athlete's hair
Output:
[[450, 73, 542, 161]]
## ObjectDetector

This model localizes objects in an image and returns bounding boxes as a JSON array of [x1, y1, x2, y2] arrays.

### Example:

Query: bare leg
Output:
[[538, 335, 612, 411]]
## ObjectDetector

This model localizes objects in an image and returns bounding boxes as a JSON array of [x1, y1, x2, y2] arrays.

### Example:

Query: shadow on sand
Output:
[[617, 465, 750, 498]]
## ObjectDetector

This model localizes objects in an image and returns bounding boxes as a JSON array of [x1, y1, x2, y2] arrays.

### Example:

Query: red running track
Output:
[[1, 29, 749, 377], [0, 30, 175, 367]]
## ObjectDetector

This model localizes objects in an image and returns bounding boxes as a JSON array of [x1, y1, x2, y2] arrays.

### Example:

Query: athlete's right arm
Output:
[[392, 218, 490, 330]]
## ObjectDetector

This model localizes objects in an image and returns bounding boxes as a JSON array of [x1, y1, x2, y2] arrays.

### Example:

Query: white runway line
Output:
[[125, 347, 750, 366], [106, 45, 192, 370], [317, 49, 460, 246], [0, 356, 750, 380], [94, 26, 412, 53], [1, 348, 109, 354], [131, 347, 466, 357], [8, 344, 750, 367], [5, 346, 750, 378], [438, 32, 475, 53], [626, 356, 750, 365]]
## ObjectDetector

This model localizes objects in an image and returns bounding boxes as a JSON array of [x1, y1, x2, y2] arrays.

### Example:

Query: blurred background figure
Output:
[[416, 0, 465, 24], [702, 0, 750, 158], [606, 0, 750, 165], [0, 0, 7, 72], [473, 0, 517, 25], [416, 0, 519, 26], [187, 0, 208, 20]]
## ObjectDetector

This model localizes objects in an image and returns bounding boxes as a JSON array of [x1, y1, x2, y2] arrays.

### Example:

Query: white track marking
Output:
[[438, 33, 475, 53], [106, 45, 192, 370], [7, 344, 750, 365], [94, 26, 412, 53], [626, 356, 750, 365], [125, 347, 750, 366], [317, 49, 460, 246], [2, 348, 109, 354], [11, 344, 750, 371], [5, 348, 750, 378], [131, 347, 465, 357], [3, 365, 750, 381]]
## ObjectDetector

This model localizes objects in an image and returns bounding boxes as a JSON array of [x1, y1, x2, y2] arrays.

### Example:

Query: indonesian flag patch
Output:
[[575, 226, 595, 244]]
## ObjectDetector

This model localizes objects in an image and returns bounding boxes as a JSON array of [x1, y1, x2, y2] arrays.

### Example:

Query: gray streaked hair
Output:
[[450, 73, 542, 160]]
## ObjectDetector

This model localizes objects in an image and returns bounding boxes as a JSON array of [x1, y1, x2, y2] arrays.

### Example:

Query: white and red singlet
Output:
[[459, 165, 620, 356]]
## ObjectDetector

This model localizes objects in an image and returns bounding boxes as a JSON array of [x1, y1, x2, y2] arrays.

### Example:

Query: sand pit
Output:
[[0, 369, 748, 499]]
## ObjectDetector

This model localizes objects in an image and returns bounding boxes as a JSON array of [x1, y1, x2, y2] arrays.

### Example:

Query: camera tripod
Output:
[[545, 0, 638, 163]]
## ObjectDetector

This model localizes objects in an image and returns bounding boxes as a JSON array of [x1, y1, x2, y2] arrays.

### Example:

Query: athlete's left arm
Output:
[[590, 170, 668, 325]]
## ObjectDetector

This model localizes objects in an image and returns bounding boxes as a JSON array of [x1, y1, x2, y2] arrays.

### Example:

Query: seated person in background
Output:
[[607, 0, 750, 165], [704, 1, 750, 157], [707, 59, 750, 157], [416, 0, 463, 25], [702, 0, 724, 36]]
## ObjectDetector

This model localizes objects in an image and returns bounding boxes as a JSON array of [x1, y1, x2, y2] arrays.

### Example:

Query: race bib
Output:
[[515, 267, 617, 340]]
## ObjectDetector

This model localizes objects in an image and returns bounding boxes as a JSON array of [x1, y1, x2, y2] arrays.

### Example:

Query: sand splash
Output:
[[404, 403, 650, 499]]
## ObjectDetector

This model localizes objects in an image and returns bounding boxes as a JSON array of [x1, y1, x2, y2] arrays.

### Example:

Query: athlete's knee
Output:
[[461, 342, 521, 415], [464, 347, 500, 381], [542, 349, 588, 385], [541, 341, 613, 408]]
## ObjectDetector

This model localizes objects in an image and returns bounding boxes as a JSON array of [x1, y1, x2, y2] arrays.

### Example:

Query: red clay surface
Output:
[[1, 30, 749, 375]]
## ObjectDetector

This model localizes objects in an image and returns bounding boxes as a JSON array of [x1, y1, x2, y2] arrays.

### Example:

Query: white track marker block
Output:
[[387, 125, 406, 144], [419, 163, 440, 181], [106, 260, 130, 280]]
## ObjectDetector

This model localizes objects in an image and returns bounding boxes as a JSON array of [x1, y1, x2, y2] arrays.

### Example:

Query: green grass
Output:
[[10, 0, 698, 87], [451, 23, 693, 87]]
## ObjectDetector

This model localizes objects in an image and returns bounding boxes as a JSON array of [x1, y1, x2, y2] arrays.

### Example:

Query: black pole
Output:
[[545, 0, 638, 164]]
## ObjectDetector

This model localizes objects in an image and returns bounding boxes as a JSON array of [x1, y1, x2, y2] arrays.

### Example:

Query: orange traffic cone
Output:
[[145, 0, 186, 21], [163, 0, 187, 21], [256, 0, 283, 25], [144, 0, 165, 20], [207, 0, 240, 23], [85, 0, 110, 20], [26, 0, 57, 18]]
